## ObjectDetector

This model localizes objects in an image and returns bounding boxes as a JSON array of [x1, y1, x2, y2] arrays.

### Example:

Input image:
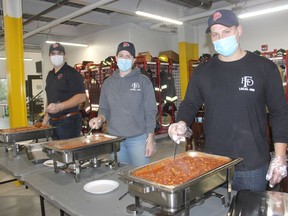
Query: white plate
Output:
[[83, 180, 119, 194], [43, 159, 65, 168]]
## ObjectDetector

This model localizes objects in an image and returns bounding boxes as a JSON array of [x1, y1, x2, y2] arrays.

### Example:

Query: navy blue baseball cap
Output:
[[49, 42, 66, 54], [116, 41, 136, 57], [206, 9, 239, 33]]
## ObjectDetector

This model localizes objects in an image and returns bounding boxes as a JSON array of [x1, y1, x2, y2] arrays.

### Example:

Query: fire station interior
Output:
[[0, 0, 288, 215]]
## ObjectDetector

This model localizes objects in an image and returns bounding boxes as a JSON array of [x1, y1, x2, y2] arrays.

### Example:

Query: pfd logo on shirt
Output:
[[239, 76, 255, 92], [57, 74, 63, 79], [130, 82, 141, 91]]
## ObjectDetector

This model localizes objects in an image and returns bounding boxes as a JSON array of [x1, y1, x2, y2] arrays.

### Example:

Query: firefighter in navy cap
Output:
[[42, 42, 86, 140], [169, 9, 288, 191], [89, 41, 157, 167]]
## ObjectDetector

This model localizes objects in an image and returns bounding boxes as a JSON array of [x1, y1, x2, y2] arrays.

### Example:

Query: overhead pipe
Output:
[[23, 0, 70, 25], [23, 0, 117, 39], [190, 0, 213, 10], [0, 0, 70, 40]]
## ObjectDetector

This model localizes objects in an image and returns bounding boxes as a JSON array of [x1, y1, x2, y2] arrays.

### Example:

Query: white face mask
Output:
[[50, 55, 64, 67]]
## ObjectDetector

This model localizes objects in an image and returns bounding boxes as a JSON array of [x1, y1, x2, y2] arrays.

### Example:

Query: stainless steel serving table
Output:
[[24, 163, 236, 216], [0, 146, 49, 182]]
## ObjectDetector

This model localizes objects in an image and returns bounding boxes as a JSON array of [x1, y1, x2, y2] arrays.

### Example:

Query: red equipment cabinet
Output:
[[262, 50, 287, 101], [136, 56, 177, 135]]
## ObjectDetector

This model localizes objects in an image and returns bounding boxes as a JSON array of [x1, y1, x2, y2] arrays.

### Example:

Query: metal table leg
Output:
[[0, 178, 17, 185], [40, 195, 46, 216], [60, 209, 66, 216]]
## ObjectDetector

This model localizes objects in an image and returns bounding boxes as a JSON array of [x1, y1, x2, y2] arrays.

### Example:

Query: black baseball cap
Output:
[[116, 41, 136, 57], [206, 9, 239, 33], [49, 42, 66, 54]]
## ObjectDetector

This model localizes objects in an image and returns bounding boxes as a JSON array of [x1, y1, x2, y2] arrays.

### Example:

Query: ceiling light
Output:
[[45, 41, 88, 47], [135, 10, 183, 25], [0, 57, 32, 61], [238, 4, 288, 19]]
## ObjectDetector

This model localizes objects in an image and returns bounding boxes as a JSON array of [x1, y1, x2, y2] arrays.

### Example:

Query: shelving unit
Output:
[[136, 57, 178, 135], [76, 61, 116, 134], [75, 57, 179, 135], [262, 50, 287, 101], [188, 59, 199, 79]]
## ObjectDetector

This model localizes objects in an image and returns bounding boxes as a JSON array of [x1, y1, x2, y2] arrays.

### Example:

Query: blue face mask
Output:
[[212, 35, 239, 57], [117, 58, 133, 72]]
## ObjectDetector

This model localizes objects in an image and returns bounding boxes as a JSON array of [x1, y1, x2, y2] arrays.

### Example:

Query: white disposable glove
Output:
[[266, 155, 287, 188], [168, 121, 192, 144], [89, 117, 103, 129], [46, 103, 63, 114]]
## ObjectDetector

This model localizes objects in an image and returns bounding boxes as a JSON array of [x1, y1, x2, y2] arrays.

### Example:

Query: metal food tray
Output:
[[124, 151, 242, 211], [42, 133, 124, 164], [24, 142, 49, 164], [0, 126, 54, 143]]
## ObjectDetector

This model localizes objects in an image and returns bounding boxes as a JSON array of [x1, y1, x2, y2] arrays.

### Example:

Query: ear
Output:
[[236, 25, 243, 37]]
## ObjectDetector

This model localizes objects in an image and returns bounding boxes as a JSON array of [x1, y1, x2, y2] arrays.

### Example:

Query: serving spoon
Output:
[[173, 127, 193, 161], [85, 119, 102, 139], [85, 127, 94, 138]]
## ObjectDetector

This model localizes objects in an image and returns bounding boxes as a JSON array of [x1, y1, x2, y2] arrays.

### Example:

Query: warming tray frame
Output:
[[124, 151, 242, 215], [42, 133, 125, 182]]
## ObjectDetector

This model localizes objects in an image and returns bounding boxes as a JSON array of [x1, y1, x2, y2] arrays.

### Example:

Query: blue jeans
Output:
[[232, 164, 269, 191], [117, 133, 150, 167], [49, 114, 82, 140]]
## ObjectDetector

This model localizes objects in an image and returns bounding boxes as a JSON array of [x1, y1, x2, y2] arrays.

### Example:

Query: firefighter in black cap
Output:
[[169, 9, 288, 191], [42, 42, 86, 140], [89, 41, 157, 167]]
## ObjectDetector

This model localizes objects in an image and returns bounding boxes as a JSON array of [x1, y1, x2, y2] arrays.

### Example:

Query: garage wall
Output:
[[41, 9, 288, 78], [0, 52, 42, 79], [43, 23, 177, 68]]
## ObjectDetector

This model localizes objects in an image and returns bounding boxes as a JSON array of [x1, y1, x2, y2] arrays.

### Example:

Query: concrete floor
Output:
[[0, 134, 187, 216]]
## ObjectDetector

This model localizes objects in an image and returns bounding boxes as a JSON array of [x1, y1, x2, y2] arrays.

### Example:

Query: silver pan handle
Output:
[[128, 182, 155, 194]]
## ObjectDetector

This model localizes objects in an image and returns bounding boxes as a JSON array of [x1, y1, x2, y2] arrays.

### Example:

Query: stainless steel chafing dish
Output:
[[123, 151, 242, 216], [0, 125, 54, 157], [42, 133, 125, 182], [24, 142, 49, 164]]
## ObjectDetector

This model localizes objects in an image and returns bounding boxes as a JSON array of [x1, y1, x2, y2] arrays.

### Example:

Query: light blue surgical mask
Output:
[[212, 35, 239, 57], [117, 58, 133, 72]]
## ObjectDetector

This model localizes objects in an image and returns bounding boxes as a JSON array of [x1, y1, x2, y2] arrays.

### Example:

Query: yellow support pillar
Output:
[[3, 0, 27, 127], [178, 42, 198, 99]]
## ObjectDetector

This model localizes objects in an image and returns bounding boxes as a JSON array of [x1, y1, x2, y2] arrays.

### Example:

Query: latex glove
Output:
[[168, 121, 192, 144], [266, 155, 287, 188], [89, 117, 103, 129], [46, 103, 63, 114], [145, 139, 157, 157]]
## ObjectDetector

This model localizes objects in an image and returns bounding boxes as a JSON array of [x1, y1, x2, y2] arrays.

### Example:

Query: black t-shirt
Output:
[[45, 63, 85, 118], [177, 51, 288, 170]]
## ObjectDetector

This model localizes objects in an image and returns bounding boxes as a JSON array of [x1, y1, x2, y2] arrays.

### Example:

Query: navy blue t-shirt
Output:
[[45, 63, 85, 118]]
